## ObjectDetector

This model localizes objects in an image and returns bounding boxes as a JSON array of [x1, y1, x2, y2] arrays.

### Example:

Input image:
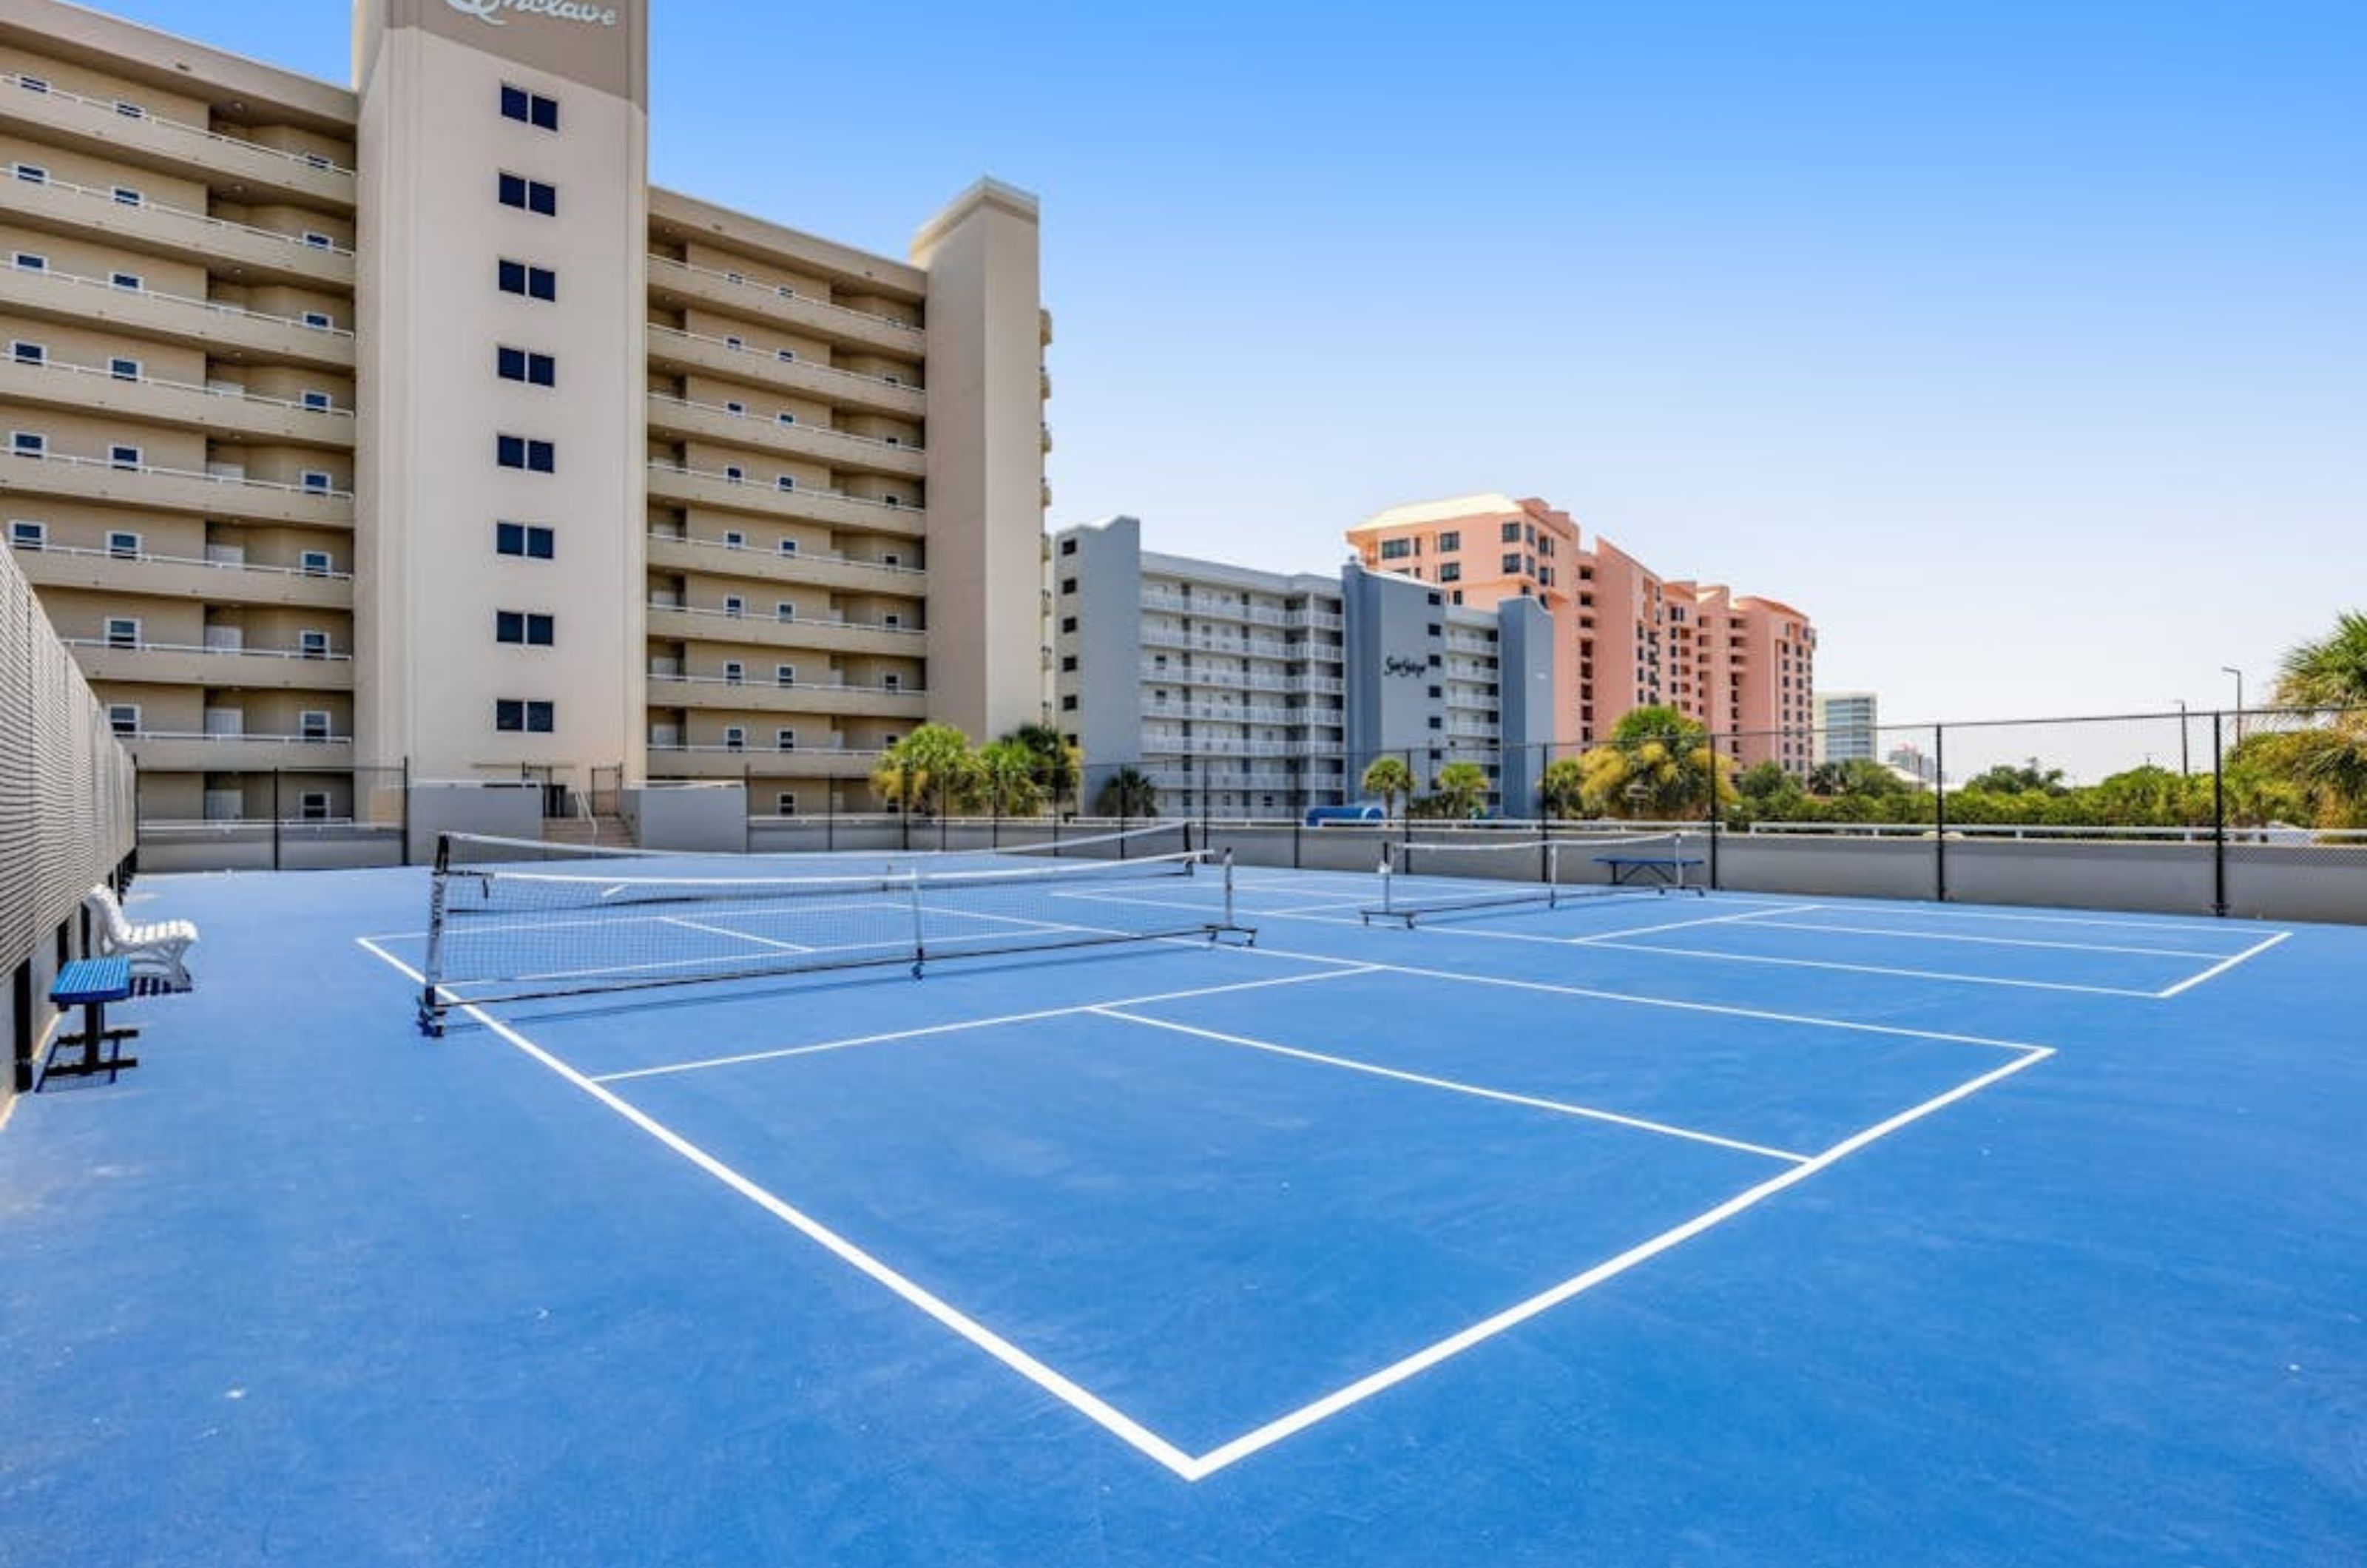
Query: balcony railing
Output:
[[646, 530, 922, 578], [647, 254, 921, 339], [65, 637, 351, 662], [6, 259, 353, 338], [3, 72, 355, 175], [644, 324, 919, 401], [647, 600, 923, 638], [7, 169, 354, 255], [647, 671, 922, 699], [646, 460, 918, 521], [3, 351, 354, 419], [125, 729, 348, 744], [10, 539, 353, 580], [646, 391, 922, 464], [649, 741, 885, 760], [6, 447, 351, 498]]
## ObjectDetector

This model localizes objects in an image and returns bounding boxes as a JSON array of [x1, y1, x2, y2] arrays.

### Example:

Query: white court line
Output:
[[593, 965, 1380, 1083], [1570, 939, 2165, 998], [661, 915, 813, 953], [1811, 904, 2243, 937], [356, 933, 2053, 1481], [1236, 940, 2056, 1054], [1183, 1043, 2054, 1477], [1735, 918, 2235, 961], [1569, 903, 1823, 943], [1093, 1007, 1809, 1163], [2155, 929, 2294, 998], [353, 939, 1204, 1479]]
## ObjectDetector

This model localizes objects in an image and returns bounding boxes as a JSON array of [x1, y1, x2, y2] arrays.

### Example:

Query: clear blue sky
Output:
[[101, 0, 2366, 756]]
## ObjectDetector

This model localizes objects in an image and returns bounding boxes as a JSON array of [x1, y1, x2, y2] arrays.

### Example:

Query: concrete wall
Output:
[[405, 780, 541, 864], [629, 783, 745, 853]]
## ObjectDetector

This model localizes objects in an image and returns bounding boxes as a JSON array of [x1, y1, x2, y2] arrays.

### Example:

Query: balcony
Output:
[[646, 533, 922, 596], [121, 731, 354, 771], [644, 325, 922, 419], [646, 672, 926, 719], [647, 255, 922, 356], [0, 173, 354, 291], [0, 262, 354, 370], [64, 638, 355, 690], [13, 542, 352, 609], [647, 742, 884, 780], [3, 450, 353, 527], [0, 73, 355, 211], [646, 601, 923, 660], [646, 393, 925, 480], [646, 461, 922, 537], [0, 354, 353, 447]]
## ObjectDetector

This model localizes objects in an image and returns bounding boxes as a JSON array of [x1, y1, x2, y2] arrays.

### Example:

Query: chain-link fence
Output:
[[127, 709, 2367, 922]]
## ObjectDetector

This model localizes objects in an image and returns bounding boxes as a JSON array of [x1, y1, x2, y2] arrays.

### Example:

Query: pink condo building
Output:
[[1345, 493, 1816, 770]]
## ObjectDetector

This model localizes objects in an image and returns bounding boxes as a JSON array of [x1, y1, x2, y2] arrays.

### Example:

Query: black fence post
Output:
[[2212, 710, 2228, 917], [271, 769, 283, 871], [400, 757, 412, 868], [1932, 726, 1948, 902], [1706, 727, 1723, 892]]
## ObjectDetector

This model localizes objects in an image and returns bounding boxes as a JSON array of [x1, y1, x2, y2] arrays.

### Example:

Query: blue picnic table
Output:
[[44, 956, 139, 1087]]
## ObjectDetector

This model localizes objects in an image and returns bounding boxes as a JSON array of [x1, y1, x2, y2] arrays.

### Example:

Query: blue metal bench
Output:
[[44, 956, 139, 1087], [1593, 854, 1708, 896]]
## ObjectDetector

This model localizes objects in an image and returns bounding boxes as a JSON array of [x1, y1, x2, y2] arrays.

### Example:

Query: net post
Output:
[[906, 868, 927, 976], [2212, 710, 2228, 917], [419, 849, 451, 1036], [1545, 839, 1561, 909], [1222, 848, 1236, 934]]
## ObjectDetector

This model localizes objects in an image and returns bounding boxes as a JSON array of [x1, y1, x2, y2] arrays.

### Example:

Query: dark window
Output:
[[501, 84, 560, 130], [1061, 695, 1078, 711], [1060, 655, 1077, 672], [498, 259, 557, 300], [1500, 521, 1521, 542], [1439, 562, 1462, 583], [496, 699, 556, 733], [496, 521, 556, 558], [498, 172, 558, 215], [496, 345, 556, 386], [1060, 577, 1077, 595], [1437, 531, 1459, 552], [1428, 686, 1443, 699], [496, 610, 555, 646], [1059, 538, 1077, 555], [1060, 616, 1077, 633], [496, 435, 556, 473], [1501, 552, 1521, 573], [1378, 538, 1412, 561]]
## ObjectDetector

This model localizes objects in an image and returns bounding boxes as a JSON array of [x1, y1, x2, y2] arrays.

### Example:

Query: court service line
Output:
[[1235, 939, 2056, 1053], [1181, 1043, 2056, 1479], [1568, 903, 1823, 943], [591, 965, 1381, 1083], [1574, 939, 2166, 998], [1093, 1008, 1808, 1163], [2155, 929, 2294, 998], [352, 937, 1206, 1479], [661, 915, 814, 953], [1736, 918, 2234, 961]]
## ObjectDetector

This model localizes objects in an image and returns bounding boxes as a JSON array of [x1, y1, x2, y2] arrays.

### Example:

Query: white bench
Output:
[[85, 883, 198, 991]]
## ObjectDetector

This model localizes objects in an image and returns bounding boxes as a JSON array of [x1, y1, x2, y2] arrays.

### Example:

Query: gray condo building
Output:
[[1050, 518, 1556, 820]]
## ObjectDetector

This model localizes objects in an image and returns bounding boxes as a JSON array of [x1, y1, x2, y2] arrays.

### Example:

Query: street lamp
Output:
[[2221, 666, 2244, 746]]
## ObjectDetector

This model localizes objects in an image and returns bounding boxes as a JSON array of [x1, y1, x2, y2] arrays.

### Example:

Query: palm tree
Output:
[[1570, 706, 1732, 820], [2263, 612, 2367, 826], [1005, 720, 1081, 805], [1360, 755, 1414, 818], [2275, 611, 2367, 712], [975, 738, 1046, 818], [1433, 760, 1489, 820], [1539, 756, 1591, 821], [1095, 766, 1160, 820], [869, 723, 976, 816]]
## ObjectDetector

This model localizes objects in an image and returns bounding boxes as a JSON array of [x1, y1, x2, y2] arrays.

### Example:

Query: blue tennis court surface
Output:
[[4, 856, 2363, 1564]]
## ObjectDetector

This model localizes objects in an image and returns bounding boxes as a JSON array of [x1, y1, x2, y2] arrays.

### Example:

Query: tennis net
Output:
[[417, 836, 1250, 1033], [435, 820, 1194, 875], [1360, 832, 1698, 927]]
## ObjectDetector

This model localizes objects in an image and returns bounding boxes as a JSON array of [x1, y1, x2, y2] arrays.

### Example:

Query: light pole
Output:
[[2221, 666, 2244, 748], [2176, 698, 2189, 776]]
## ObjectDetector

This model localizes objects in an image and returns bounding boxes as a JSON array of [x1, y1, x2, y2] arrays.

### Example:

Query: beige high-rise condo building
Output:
[[1, 0, 1048, 829]]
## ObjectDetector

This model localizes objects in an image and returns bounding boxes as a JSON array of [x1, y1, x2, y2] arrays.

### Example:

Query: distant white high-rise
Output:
[[1814, 690, 1879, 763]]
